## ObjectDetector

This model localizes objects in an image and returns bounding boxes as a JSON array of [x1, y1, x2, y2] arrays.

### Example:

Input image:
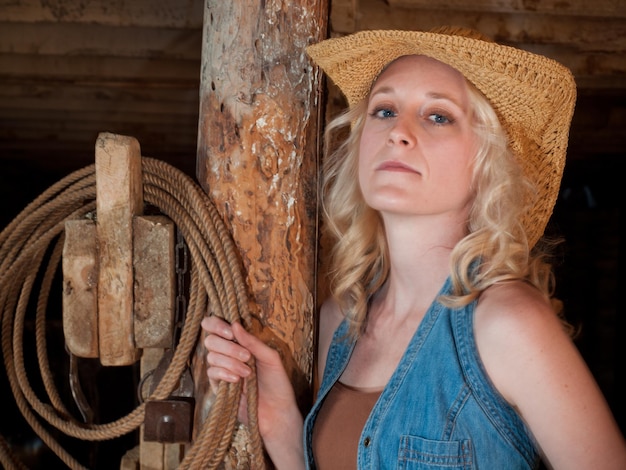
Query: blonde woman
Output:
[[202, 27, 626, 469]]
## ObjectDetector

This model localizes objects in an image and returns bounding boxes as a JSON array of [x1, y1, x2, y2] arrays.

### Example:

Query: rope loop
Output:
[[0, 157, 265, 469]]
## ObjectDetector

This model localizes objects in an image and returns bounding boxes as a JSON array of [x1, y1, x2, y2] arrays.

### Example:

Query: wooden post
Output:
[[195, 0, 329, 460]]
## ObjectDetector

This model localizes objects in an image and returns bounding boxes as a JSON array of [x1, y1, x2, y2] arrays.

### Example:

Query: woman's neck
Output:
[[376, 212, 465, 320]]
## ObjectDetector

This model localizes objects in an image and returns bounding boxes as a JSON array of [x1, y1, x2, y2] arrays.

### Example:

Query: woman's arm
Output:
[[475, 282, 626, 469]]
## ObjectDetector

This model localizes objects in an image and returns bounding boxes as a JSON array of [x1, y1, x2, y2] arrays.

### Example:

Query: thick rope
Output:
[[0, 157, 266, 469]]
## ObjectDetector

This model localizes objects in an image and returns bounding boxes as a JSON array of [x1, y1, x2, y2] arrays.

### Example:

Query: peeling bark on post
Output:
[[195, 0, 328, 463]]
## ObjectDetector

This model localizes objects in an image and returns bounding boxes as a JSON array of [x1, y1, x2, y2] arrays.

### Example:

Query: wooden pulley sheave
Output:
[[0, 132, 265, 469]]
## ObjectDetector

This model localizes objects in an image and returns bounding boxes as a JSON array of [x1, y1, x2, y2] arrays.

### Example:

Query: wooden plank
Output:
[[0, 92, 198, 116], [95, 132, 143, 366], [0, 126, 197, 152], [0, 22, 202, 60], [384, 0, 626, 18], [0, 139, 197, 168], [62, 219, 99, 358], [0, 122, 197, 158], [0, 124, 196, 148], [133, 215, 175, 349], [0, 107, 200, 126], [356, 0, 626, 50], [0, 118, 198, 142], [330, 0, 357, 33], [0, 55, 200, 83], [164, 444, 185, 469], [0, 82, 199, 113], [0, 127, 197, 158], [0, 0, 204, 28], [0, 140, 193, 161]]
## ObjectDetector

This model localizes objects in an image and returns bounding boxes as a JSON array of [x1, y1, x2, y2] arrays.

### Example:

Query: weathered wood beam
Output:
[[0, 121, 196, 149], [195, 0, 328, 464], [0, 0, 204, 28], [1, 107, 199, 126], [385, 0, 626, 18], [330, 0, 357, 33], [0, 82, 199, 115], [0, 22, 202, 60], [350, 3, 626, 53], [0, 55, 200, 83], [351, 0, 626, 51]]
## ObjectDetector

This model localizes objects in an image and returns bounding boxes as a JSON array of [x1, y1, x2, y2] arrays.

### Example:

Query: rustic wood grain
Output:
[[133, 215, 175, 349], [95, 132, 143, 366], [0, 0, 204, 27], [194, 0, 329, 462], [386, 0, 626, 17], [62, 218, 99, 358]]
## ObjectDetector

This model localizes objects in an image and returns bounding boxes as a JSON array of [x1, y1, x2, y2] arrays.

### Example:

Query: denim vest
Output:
[[303, 277, 540, 469]]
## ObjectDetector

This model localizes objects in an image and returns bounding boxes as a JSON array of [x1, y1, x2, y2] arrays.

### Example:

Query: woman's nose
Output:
[[387, 119, 416, 147]]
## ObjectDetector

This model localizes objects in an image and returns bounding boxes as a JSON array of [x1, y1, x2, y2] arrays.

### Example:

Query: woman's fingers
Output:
[[201, 315, 234, 339], [231, 322, 276, 361], [202, 316, 252, 386]]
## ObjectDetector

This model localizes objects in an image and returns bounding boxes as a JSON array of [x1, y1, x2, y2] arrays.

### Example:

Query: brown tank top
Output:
[[311, 381, 382, 469]]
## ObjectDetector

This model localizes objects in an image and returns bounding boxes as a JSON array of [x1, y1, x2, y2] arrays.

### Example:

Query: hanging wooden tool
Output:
[[62, 132, 176, 365], [62, 132, 181, 469]]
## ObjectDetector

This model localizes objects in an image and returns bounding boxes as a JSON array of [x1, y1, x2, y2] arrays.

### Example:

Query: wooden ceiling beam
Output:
[[385, 0, 626, 18], [0, 0, 203, 28]]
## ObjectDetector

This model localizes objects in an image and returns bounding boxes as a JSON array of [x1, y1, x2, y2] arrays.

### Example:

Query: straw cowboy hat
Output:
[[306, 27, 577, 248]]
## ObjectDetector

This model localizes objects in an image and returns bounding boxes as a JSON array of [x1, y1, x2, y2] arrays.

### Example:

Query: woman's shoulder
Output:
[[475, 280, 555, 327], [473, 280, 569, 404]]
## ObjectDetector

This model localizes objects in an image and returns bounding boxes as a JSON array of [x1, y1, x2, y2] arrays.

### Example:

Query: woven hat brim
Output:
[[306, 30, 577, 247]]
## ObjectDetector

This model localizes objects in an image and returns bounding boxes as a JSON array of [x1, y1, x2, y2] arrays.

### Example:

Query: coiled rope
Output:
[[0, 157, 265, 469]]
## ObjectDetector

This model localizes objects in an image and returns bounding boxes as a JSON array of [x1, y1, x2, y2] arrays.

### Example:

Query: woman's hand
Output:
[[201, 316, 305, 469], [202, 316, 253, 391]]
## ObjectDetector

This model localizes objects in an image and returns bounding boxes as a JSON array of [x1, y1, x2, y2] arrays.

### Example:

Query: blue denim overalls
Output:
[[303, 277, 540, 469]]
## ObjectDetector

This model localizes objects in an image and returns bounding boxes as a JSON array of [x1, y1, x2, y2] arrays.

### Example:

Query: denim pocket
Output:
[[397, 435, 473, 469]]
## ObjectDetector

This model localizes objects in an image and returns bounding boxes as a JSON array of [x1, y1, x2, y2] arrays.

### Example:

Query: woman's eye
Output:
[[428, 113, 451, 125], [372, 108, 396, 119]]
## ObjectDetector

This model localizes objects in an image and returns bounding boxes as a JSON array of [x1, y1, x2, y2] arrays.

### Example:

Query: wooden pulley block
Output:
[[62, 132, 176, 366]]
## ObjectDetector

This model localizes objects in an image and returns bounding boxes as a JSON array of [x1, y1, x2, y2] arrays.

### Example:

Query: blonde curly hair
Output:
[[321, 78, 563, 338]]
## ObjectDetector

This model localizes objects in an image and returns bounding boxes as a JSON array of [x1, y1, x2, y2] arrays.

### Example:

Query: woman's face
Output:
[[358, 55, 477, 222]]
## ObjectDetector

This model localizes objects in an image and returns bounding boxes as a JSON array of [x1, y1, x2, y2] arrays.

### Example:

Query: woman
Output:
[[202, 27, 626, 468]]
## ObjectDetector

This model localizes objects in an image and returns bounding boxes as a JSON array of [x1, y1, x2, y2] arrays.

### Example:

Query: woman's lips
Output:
[[377, 161, 418, 173]]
